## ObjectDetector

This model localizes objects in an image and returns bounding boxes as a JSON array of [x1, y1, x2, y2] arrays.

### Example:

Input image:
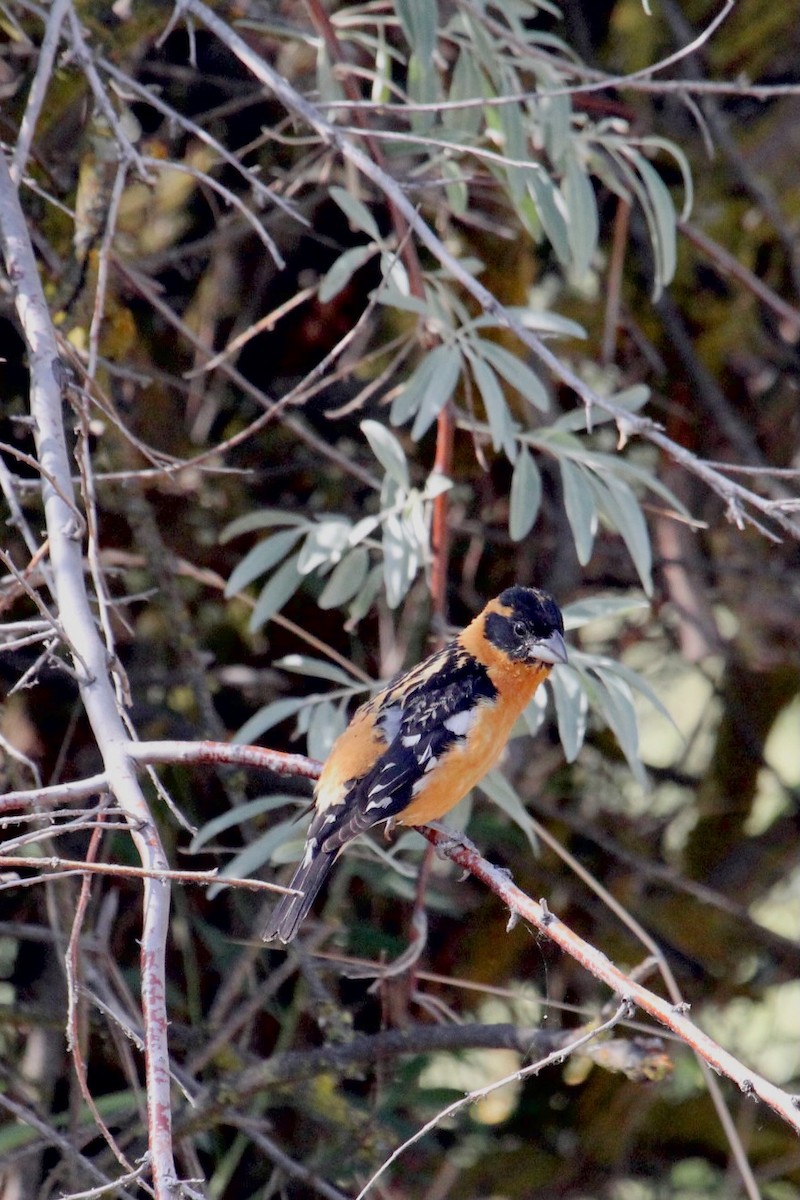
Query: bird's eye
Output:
[[513, 620, 527, 638]]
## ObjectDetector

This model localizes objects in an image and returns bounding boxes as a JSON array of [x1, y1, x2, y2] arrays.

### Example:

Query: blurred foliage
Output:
[[1, 1, 800, 1199]]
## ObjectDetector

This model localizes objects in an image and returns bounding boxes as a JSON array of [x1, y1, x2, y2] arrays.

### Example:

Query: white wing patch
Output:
[[443, 708, 477, 737], [379, 704, 402, 743]]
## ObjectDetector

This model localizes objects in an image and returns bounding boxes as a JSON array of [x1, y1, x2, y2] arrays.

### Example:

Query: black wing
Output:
[[321, 644, 497, 851]]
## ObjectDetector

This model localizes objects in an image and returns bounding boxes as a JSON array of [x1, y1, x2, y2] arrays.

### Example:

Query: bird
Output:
[[262, 586, 567, 943]]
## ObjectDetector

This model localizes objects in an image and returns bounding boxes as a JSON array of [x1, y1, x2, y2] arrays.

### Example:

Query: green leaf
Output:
[[445, 48, 484, 136], [477, 339, 550, 412], [562, 594, 649, 630], [472, 307, 586, 340], [307, 699, 347, 762], [559, 459, 597, 565], [468, 352, 517, 460], [318, 244, 376, 303], [479, 769, 539, 854], [233, 696, 311, 746], [527, 169, 571, 266], [562, 153, 599, 280], [634, 152, 677, 292], [297, 520, 352, 575], [361, 419, 409, 487], [191, 794, 303, 853], [347, 563, 384, 626], [509, 446, 542, 540], [397, 344, 462, 438], [249, 555, 302, 630], [318, 546, 371, 609], [588, 474, 653, 596], [207, 817, 308, 898], [539, 90, 572, 168], [274, 654, 358, 686], [221, 510, 308, 542], [225, 527, 305, 597], [592, 666, 648, 788], [383, 511, 420, 607], [549, 668, 588, 763], [330, 185, 382, 242], [395, 0, 438, 60]]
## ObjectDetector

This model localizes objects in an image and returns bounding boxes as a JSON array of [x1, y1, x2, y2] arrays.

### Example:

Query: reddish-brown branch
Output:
[[0, 855, 299, 894]]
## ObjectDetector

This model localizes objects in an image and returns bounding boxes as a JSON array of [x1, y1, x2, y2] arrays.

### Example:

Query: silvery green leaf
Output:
[[395, 0, 438, 60], [539, 90, 572, 168], [469, 353, 517, 460], [191, 794, 303, 853], [509, 446, 542, 541], [478, 340, 549, 412], [562, 594, 649, 630], [318, 546, 371, 609], [297, 520, 352, 575], [472, 307, 586, 340], [347, 563, 384, 625], [330, 185, 382, 242], [572, 649, 676, 729], [527, 169, 571, 267], [589, 474, 653, 596], [233, 696, 311, 746], [221, 510, 308, 542], [318, 244, 376, 303], [445, 48, 484, 135], [391, 344, 460, 429], [207, 817, 308, 897], [383, 511, 418, 607], [307, 699, 346, 762], [634, 151, 677, 290], [562, 153, 599, 280], [522, 685, 548, 735], [442, 159, 469, 215], [225, 527, 305, 597], [559, 459, 598, 565], [407, 51, 439, 132], [592, 666, 648, 788], [274, 654, 357, 686], [479, 769, 538, 853], [249, 555, 302, 630], [407, 345, 463, 439], [376, 286, 430, 316], [349, 513, 383, 545], [380, 251, 411, 296], [361, 419, 409, 488], [549, 667, 588, 763]]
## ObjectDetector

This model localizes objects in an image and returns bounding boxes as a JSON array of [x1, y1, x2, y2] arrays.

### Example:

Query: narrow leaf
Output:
[[478, 340, 550, 412], [563, 154, 599, 280], [318, 546, 371, 609], [330, 185, 382, 242], [549, 667, 588, 763], [559, 459, 598, 565], [361, 419, 409, 487], [509, 446, 542, 541], [319, 245, 376, 304], [249, 555, 302, 630], [225, 527, 305, 597], [469, 352, 517, 460]]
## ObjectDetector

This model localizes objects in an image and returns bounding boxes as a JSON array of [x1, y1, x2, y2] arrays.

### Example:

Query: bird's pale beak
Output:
[[530, 629, 568, 666]]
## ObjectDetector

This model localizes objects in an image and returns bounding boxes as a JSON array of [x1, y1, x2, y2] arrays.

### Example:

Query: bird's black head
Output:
[[484, 586, 567, 666]]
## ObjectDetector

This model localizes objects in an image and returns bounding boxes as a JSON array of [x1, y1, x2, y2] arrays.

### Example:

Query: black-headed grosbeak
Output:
[[263, 586, 566, 943]]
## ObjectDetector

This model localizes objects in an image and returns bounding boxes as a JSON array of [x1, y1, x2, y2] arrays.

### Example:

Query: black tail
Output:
[[262, 848, 337, 944]]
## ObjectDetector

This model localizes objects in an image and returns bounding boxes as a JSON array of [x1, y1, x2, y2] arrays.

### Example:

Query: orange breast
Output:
[[396, 661, 551, 825]]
